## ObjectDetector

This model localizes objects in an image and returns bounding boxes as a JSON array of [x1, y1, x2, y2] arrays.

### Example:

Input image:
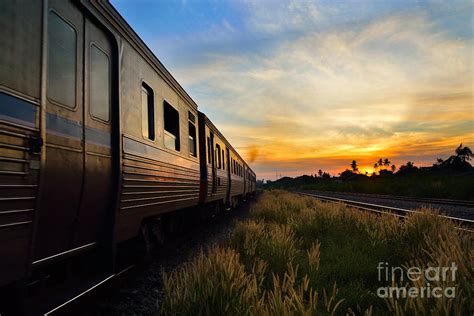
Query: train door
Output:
[[210, 132, 216, 193], [34, 1, 115, 260], [72, 16, 115, 248], [34, 1, 86, 260], [243, 165, 247, 195], [225, 148, 231, 204]]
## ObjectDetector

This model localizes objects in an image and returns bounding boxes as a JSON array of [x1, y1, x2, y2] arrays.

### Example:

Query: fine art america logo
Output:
[[376, 262, 457, 298]]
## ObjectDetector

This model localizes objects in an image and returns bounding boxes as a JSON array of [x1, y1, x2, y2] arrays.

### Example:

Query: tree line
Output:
[[317, 144, 473, 179]]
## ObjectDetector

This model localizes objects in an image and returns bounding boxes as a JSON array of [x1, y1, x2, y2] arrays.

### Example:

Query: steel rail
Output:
[[301, 190, 474, 207], [296, 191, 474, 233], [44, 264, 135, 315]]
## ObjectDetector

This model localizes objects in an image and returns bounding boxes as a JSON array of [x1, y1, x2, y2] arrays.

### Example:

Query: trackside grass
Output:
[[159, 191, 473, 315]]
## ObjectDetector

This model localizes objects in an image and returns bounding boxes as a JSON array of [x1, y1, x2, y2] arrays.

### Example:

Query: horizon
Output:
[[111, 0, 473, 180]]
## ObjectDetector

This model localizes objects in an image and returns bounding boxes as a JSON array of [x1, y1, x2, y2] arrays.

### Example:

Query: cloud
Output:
[[120, 0, 473, 180], [240, 0, 321, 34]]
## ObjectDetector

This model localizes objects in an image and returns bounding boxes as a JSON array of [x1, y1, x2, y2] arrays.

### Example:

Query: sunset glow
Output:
[[112, 0, 473, 180]]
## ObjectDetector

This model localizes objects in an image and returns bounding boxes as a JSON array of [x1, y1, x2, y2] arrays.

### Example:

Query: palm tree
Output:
[[383, 158, 391, 167], [391, 164, 396, 172], [455, 144, 473, 161], [350, 160, 358, 173]]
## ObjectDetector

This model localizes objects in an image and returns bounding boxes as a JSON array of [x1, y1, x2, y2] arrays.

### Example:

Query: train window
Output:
[[90, 44, 110, 121], [207, 137, 211, 163], [141, 83, 155, 140], [216, 144, 221, 169], [164, 101, 180, 151], [188, 111, 195, 123], [222, 150, 225, 170], [47, 11, 76, 108], [188, 119, 196, 157]]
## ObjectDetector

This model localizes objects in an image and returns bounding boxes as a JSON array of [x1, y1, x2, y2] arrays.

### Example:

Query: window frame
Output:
[[163, 100, 180, 152], [89, 42, 111, 123], [222, 149, 225, 170], [46, 9, 78, 111], [216, 143, 221, 169], [188, 120, 197, 157], [207, 136, 212, 164], [141, 81, 155, 141]]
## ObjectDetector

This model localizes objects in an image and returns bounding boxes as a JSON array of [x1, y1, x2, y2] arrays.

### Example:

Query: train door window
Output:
[[141, 83, 155, 140], [188, 112, 196, 157], [207, 137, 211, 163], [164, 101, 180, 151], [222, 150, 225, 169], [216, 144, 221, 169], [90, 44, 110, 121], [47, 11, 76, 108]]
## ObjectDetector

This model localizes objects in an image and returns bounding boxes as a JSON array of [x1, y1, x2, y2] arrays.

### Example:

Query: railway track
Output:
[[301, 190, 474, 208], [296, 191, 474, 233], [43, 265, 135, 315]]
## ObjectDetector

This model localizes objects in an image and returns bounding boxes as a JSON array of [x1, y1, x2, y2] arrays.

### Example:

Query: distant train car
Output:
[[0, 0, 255, 313], [198, 112, 251, 209]]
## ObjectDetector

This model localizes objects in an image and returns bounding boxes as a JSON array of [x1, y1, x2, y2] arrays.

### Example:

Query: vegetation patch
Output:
[[160, 191, 473, 315], [263, 144, 474, 200]]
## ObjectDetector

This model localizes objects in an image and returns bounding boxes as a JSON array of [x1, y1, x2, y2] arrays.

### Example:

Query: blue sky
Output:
[[111, 0, 473, 179]]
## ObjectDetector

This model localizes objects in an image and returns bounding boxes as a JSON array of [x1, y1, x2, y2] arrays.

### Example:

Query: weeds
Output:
[[160, 190, 473, 315]]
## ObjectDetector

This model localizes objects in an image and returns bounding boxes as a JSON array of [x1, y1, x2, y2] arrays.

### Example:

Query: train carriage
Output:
[[198, 112, 248, 209], [0, 0, 255, 313]]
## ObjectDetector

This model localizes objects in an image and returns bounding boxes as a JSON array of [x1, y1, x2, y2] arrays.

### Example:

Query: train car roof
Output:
[[86, 0, 198, 110]]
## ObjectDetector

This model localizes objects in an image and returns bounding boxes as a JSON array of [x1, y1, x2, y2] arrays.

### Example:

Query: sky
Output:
[[111, 0, 473, 180]]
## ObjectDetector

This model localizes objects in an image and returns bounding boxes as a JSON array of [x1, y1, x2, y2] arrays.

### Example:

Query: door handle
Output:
[[28, 136, 43, 154]]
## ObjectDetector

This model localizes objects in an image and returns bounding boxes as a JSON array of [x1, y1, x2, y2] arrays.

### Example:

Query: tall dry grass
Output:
[[160, 190, 473, 315]]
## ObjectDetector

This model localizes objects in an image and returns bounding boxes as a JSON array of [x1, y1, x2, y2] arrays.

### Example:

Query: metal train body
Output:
[[0, 0, 256, 302]]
